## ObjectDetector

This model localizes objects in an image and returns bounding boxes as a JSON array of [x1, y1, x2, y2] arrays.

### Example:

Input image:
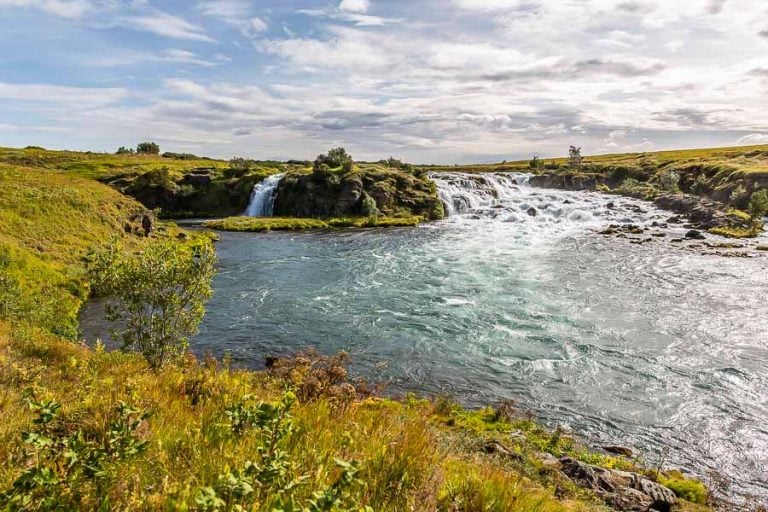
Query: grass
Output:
[[203, 216, 423, 232], [0, 322, 716, 511], [0, 146, 230, 181], [0, 163, 147, 335]]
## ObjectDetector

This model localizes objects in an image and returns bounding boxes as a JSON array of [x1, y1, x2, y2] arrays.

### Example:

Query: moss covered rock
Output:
[[273, 167, 444, 220]]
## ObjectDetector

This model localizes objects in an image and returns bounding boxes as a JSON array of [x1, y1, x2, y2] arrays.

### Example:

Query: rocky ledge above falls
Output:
[[273, 168, 445, 220]]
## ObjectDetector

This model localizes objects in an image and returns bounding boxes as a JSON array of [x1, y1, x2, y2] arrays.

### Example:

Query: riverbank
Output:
[[0, 321, 712, 511], [203, 215, 423, 232]]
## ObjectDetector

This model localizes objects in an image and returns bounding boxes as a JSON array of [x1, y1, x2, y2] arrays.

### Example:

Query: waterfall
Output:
[[429, 171, 620, 233], [430, 172, 526, 215], [245, 173, 284, 217]]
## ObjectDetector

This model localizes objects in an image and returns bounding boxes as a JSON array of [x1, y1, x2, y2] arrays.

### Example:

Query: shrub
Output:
[[0, 398, 150, 510], [659, 474, 708, 504], [361, 193, 380, 218], [136, 141, 160, 155], [116, 146, 134, 155], [87, 237, 217, 368], [654, 170, 680, 192], [730, 184, 748, 203], [314, 147, 354, 173], [529, 155, 544, 170], [690, 174, 709, 194], [748, 189, 768, 220]]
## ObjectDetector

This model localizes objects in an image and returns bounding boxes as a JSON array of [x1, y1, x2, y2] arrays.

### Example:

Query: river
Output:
[[83, 173, 768, 499]]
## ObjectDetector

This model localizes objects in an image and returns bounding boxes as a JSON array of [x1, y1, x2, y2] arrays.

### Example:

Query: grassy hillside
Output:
[[0, 162, 147, 336], [0, 146, 230, 181]]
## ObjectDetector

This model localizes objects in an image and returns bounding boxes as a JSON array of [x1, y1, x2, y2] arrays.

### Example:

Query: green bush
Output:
[[659, 475, 708, 504], [136, 142, 160, 155], [1, 398, 150, 510], [87, 238, 217, 368], [654, 170, 680, 192], [314, 147, 354, 174], [360, 193, 380, 218], [749, 189, 768, 220]]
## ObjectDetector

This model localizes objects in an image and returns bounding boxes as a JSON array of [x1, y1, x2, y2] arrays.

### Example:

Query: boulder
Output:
[[603, 445, 634, 457], [560, 457, 676, 512], [685, 229, 706, 240], [527, 207, 538, 217]]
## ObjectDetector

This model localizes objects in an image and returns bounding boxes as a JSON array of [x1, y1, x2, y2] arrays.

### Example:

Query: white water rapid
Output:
[[245, 173, 284, 217], [430, 171, 627, 236]]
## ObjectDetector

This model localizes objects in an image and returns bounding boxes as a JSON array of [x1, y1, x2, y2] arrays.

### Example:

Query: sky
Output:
[[0, 0, 767, 163]]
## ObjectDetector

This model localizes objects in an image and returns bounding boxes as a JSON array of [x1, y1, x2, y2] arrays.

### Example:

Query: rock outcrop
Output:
[[273, 169, 444, 220], [654, 193, 748, 230], [560, 457, 677, 512], [528, 173, 613, 191]]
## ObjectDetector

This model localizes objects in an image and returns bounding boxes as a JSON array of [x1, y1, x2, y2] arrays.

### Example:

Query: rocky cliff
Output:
[[273, 168, 445, 220]]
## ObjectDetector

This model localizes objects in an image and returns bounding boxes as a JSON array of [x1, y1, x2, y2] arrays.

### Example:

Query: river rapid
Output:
[[84, 173, 768, 499]]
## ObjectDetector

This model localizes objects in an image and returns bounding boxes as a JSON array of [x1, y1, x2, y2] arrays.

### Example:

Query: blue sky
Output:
[[1, 0, 767, 163]]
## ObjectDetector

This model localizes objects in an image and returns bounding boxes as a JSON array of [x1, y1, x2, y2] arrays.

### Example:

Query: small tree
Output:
[[314, 147, 353, 173], [116, 146, 134, 155], [136, 142, 160, 155], [88, 238, 216, 369], [568, 146, 583, 171], [529, 155, 544, 170], [749, 189, 768, 220]]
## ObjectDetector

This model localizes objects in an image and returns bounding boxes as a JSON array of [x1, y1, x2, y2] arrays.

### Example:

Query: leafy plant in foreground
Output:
[[1, 398, 150, 511]]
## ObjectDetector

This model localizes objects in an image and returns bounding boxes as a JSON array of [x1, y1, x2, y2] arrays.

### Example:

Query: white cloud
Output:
[[0, 82, 128, 106], [339, 0, 370, 13], [0, 0, 90, 18], [250, 17, 267, 32], [737, 133, 768, 145], [121, 11, 215, 42]]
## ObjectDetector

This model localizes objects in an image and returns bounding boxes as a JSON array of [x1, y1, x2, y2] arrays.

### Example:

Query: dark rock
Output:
[[142, 214, 154, 237], [182, 171, 212, 186], [482, 441, 523, 462], [667, 216, 682, 224], [603, 445, 634, 457], [527, 207, 538, 217], [685, 229, 706, 240], [563, 199, 572, 204], [176, 232, 189, 241], [123, 222, 133, 234], [560, 457, 676, 512], [607, 202, 616, 209]]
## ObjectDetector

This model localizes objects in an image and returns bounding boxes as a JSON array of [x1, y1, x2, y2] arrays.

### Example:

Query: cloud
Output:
[[453, 0, 527, 11], [0, 82, 128, 106], [121, 11, 215, 42], [0, 0, 90, 18], [339, 0, 369, 13], [249, 17, 268, 32], [89, 49, 229, 67], [737, 133, 768, 144]]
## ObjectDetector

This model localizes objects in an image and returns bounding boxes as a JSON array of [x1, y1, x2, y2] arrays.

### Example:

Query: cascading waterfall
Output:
[[245, 173, 284, 217], [429, 171, 642, 234], [430, 172, 524, 215]]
